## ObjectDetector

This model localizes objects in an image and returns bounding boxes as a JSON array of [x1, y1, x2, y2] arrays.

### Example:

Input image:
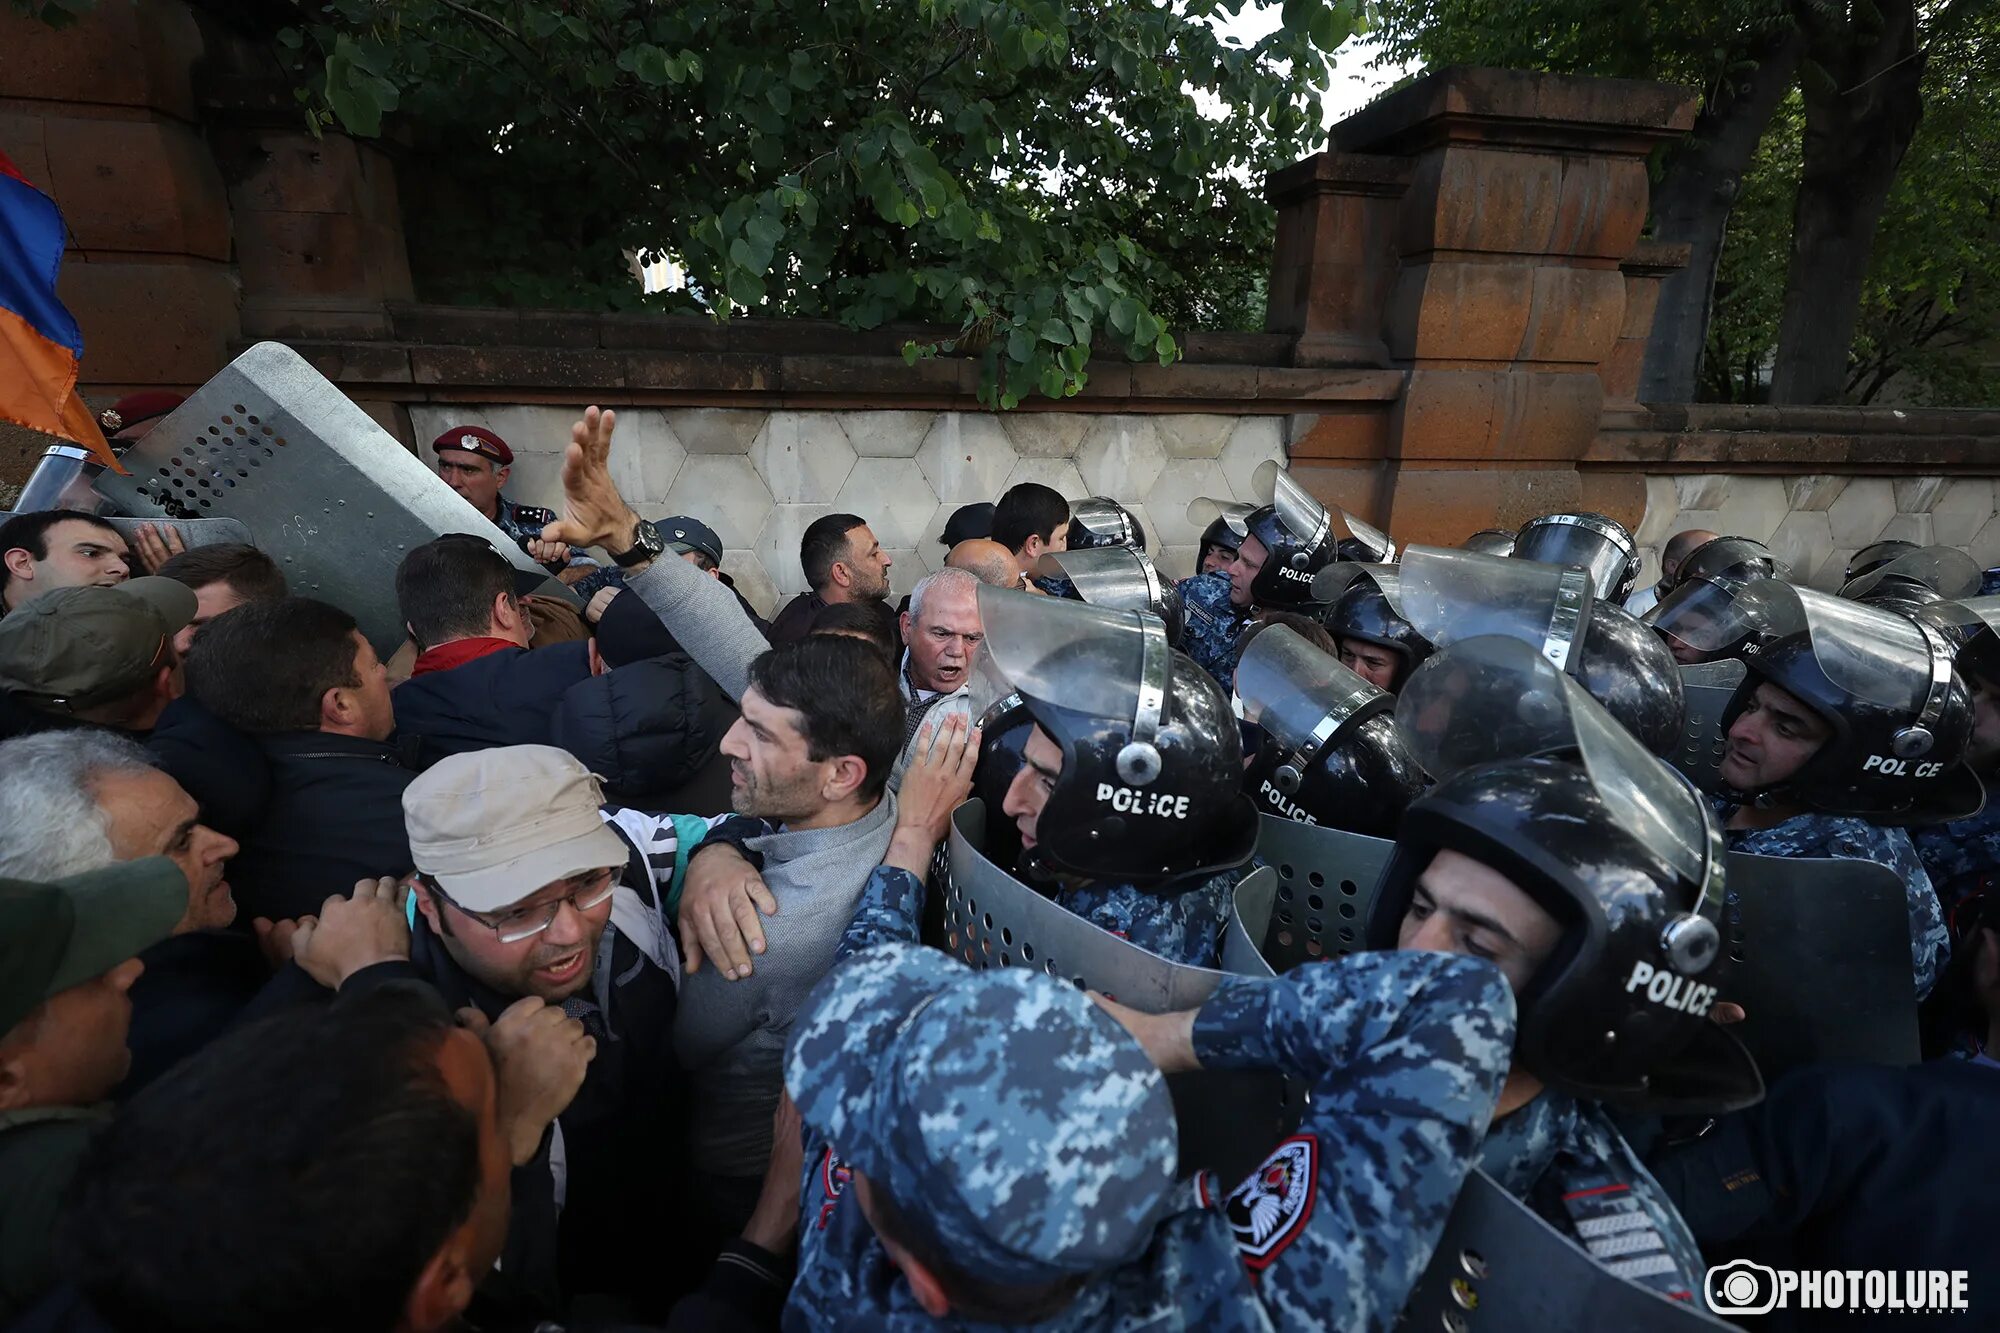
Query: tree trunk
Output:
[[1639, 31, 1804, 404], [1767, 0, 1926, 404]]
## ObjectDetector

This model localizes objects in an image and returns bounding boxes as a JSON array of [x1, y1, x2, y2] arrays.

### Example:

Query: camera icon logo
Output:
[[1705, 1259, 1781, 1315]]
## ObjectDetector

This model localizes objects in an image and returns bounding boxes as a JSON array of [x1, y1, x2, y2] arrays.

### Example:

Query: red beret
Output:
[[97, 390, 186, 435], [431, 425, 513, 467]]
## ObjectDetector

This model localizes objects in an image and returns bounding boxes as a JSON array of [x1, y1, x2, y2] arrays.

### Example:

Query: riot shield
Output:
[[1671, 659, 1746, 793], [1721, 851, 1921, 1076], [89, 342, 573, 656], [1252, 813, 1395, 971], [0, 514, 255, 551], [933, 800, 1300, 1184], [1400, 1171, 1731, 1331]]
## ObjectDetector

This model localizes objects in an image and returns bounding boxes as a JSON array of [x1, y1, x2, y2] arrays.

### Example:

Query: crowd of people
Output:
[[0, 399, 1993, 1333]]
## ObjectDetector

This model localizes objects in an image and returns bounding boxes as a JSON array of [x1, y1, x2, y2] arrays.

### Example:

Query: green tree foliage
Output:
[[269, 0, 1363, 406]]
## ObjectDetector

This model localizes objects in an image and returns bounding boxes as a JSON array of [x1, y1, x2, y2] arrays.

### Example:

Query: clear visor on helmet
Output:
[[1248, 460, 1392, 560], [1645, 576, 1760, 652], [1398, 544, 1595, 659], [1916, 594, 2000, 646], [1186, 497, 1253, 540], [1462, 530, 1516, 557], [1715, 582, 1943, 713], [1838, 547, 1982, 602], [1512, 513, 1637, 600], [975, 584, 1159, 728], [1069, 497, 1141, 549], [1676, 536, 1787, 587], [1396, 635, 1711, 886], [1311, 562, 1409, 618], [1231, 624, 1386, 759], [1045, 546, 1166, 618]]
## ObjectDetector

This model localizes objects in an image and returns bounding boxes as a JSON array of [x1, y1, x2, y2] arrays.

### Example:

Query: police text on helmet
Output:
[[1622, 960, 1718, 1017]]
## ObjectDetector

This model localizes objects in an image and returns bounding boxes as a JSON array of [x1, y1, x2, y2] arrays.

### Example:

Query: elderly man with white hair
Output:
[[891, 567, 985, 789]]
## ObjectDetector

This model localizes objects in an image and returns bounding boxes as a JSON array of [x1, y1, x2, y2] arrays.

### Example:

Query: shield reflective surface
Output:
[[1252, 813, 1395, 971], [90, 342, 573, 656], [933, 801, 1300, 1184], [1513, 513, 1639, 601], [1400, 1171, 1731, 1331], [1672, 659, 1746, 792], [1721, 851, 1921, 1077]]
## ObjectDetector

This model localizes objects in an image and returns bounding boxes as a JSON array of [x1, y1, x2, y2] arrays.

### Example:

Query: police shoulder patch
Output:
[[1224, 1133, 1318, 1270], [814, 1146, 852, 1232]]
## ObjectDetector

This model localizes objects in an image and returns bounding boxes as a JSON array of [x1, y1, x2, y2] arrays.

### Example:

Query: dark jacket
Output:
[[118, 930, 273, 1098], [765, 592, 824, 645], [225, 732, 417, 923], [147, 697, 270, 840], [0, 1108, 102, 1326], [1654, 1057, 2000, 1328], [0, 695, 133, 745], [394, 642, 728, 812]]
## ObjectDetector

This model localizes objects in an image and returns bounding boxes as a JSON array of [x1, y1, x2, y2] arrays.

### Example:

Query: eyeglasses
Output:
[[424, 867, 618, 944]]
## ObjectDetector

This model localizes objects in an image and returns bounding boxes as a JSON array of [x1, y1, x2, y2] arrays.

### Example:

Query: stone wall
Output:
[[407, 405, 1286, 614]]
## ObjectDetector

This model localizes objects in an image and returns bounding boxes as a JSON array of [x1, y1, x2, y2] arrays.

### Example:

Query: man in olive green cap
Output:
[[0, 577, 196, 740], [0, 857, 190, 1321]]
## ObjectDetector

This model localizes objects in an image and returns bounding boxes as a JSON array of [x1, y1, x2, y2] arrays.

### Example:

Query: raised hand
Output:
[[886, 714, 981, 876], [129, 522, 187, 574], [541, 406, 641, 556]]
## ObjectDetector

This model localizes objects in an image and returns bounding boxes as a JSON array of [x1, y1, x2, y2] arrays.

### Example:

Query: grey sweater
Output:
[[624, 552, 770, 703], [672, 792, 898, 1177]]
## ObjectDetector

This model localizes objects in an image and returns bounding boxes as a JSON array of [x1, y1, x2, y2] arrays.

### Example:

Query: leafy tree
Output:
[[264, 0, 1363, 406]]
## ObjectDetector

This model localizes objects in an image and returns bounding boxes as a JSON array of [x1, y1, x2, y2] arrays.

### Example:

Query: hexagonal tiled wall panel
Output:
[[1219, 417, 1286, 502], [884, 550, 923, 601], [917, 414, 1018, 503], [751, 411, 857, 504], [1001, 457, 1088, 499], [843, 411, 937, 458], [754, 503, 831, 603], [1827, 478, 1898, 549], [833, 457, 940, 551], [612, 410, 689, 505], [1712, 476, 1787, 544], [1077, 416, 1167, 500], [999, 415, 1089, 459], [722, 549, 778, 617], [1155, 414, 1238, 459], [1767, 511, 1833, 583], [1931, 479, 1996, 549], [1970, 514, 2000, 569], [1144, 457, 1232, 550], [661, 454, 774, 552], [667, 408, 766, 455], [1156, 545, 1198, 582]]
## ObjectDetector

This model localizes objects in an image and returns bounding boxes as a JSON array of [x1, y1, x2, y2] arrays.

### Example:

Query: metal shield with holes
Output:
[[932, 800, 1300, 1185], [90, 342, 573, 655], [1253, 814, 1396, 971], [1401, 1171, 1731, 1331], [1673, 659, 1745, 792], [1721, 852, 1920, 1077]]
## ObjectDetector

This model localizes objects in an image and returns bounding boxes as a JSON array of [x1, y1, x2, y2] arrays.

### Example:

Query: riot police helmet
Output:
[[1066, 497, 1147, 552], [1645, 543, 1788, 668], [1043, 545, 1185, 646], [1462, 529, 1516, 557], [972, 586, 1258, 884], [1397, 545, 1685, 754], [1193, 500, 1256, 574], [1222, 461, 1394, 607], [1674, 536, 1785, 589], [1370, 636, 1763, 1112], [1513, 512, 1642, 601], [1846, 539, 1921, 585], [1838, 545, 1981, 605], [1232, 624, 1426, 836], [1915, 595, 2000, 690], [1311, 562, 1434, 692]]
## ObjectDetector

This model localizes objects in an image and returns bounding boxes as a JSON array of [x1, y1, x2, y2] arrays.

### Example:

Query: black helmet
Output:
[[1916, 595, 2000, 690], [1838, 546, 1981, 605], [1044, 545, 1185, 645], [1066, 497, 1147, 552], [1512, 513, 1642, 601], [1372, 636, 1762, 1112], [1311, 563, 1434, 692], [1232, 624, 1426, 837], [1396, 545, 1684, 755], [1225, 462, 1394, 607], [973, 586, 1258, 884], [1462, 529, 1516, 557], [1675, 536, 1785, 589], [1645, 554, 1787, 668], [1710, 583, 1983, 823], [1194, 501, 1255, 574], [1846, 539, 1922, 585], [1853, 580, 1950, 621]]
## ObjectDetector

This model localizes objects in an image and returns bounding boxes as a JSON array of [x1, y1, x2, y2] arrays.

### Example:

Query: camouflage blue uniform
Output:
[[1177, 570, 1254, 687], [787, 862, 1518, 1332], [1980, 568, 2000, 597], [492, 493, 619, 598], [1051, 865, 1244, 969], [1720, 807, 1949, 998], [1910, 803, 2000, 920], [1478, 1091, 1706, 1303]]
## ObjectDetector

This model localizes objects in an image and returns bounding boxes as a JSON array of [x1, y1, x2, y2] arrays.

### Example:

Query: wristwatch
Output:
[[611, 517, 666, 568]]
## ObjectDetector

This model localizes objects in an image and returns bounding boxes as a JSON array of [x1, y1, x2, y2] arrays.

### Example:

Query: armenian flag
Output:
[[0, 149, 118, 467]]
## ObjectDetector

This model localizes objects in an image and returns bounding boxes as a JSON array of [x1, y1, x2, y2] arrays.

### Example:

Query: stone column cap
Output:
[[1331, 65, 1699, 158], [1264, 151, 1414, 207]]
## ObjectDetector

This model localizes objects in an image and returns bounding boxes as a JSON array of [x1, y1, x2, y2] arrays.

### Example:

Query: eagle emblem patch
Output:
[[1224, 1134, 1318, 1270]]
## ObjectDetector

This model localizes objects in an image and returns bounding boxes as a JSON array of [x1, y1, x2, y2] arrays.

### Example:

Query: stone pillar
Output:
[[1263, 153, 1411, 369], [1603, 240, 1692, 406], [1283, 66, 1698, 544]]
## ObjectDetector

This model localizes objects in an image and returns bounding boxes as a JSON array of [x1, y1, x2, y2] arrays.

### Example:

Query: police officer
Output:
[[1042, 545, 1185, 645], [1233, 623, 1425, 838], [974, 588, 1260, 967], [1696, 582, 1973, 998], [1377, 635, 1763, 1303], [1908, 595, 2000, 913], [1512, 512, 1642, 602], [431, 424, 607, 588], [1395, 544, 1685, 755], [1644, 536, 1786, 666], [782, 716, 1518, 1331], [1845, 538, 1921, 586], [1312, 562, 1432, 693], [1177, 466, 1390, 688], [1838, 544, 1981, 621], [1195, 502, 1254, 576]]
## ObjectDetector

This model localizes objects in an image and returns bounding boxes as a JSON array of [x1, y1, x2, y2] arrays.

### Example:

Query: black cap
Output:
[[941, 502, 995, 547], [660, 516, 723, 565]]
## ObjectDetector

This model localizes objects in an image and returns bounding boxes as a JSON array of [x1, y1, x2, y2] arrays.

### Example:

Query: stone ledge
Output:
[[1587, 407, 2000, 470], [1332, 66, 1700, 158]]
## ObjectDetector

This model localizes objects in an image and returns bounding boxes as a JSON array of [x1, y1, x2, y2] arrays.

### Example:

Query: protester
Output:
[[889, 568, 983, 781], [990, 482, 1072, 591], [0, 579, 192, 741], [180, 597, 412, 923], [151, 542, 286, 656], [0, 733, 246, 1094], [391, 535, 728, 811], [0, 857, 190, 1324], [0, 512, 130, 614], [767, 514, 893, 644], [939, 502, 995, 549], [944, 536, 1028, 589], [1625, 527, 1719, 617], [809, 599, 900, 662]]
